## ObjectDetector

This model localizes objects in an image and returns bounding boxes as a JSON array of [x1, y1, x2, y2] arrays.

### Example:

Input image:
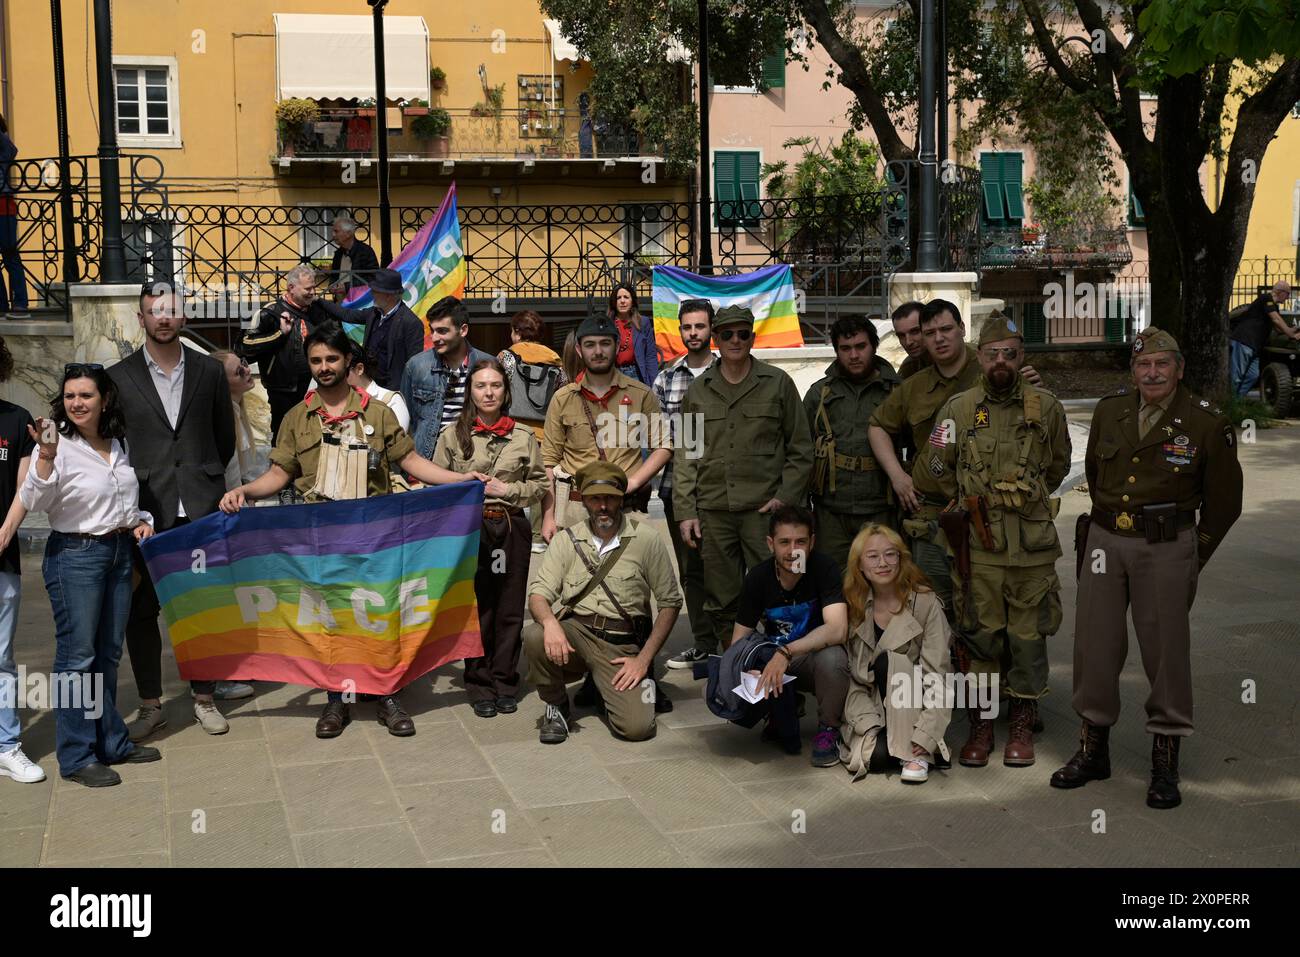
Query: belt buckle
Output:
[[1115, 511, 1134, 531]]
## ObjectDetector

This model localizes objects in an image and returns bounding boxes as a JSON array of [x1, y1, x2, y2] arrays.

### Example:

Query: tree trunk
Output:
[[1177, 242, 1236, 398], [1143, 211, 1184, 341]]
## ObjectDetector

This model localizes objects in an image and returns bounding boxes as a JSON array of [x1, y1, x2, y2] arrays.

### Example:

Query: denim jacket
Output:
[[400, 343, 494, 459]]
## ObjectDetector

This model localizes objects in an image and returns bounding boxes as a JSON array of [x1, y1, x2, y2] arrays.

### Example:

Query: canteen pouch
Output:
[[1143, 502, 1179, 544]]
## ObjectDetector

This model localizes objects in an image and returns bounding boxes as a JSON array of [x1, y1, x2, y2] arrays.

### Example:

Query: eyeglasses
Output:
[[980, 347, 1019, 360], [863, 550, 901, 566], [717, 328, 753, 342], [64, 362, 104, 375]]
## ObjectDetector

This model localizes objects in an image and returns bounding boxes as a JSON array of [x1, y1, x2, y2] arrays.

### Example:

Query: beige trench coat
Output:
[[839, 589, 953, 779]]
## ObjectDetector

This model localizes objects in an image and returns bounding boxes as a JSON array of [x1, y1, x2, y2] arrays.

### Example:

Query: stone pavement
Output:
[[2, 417, 1298, 868]]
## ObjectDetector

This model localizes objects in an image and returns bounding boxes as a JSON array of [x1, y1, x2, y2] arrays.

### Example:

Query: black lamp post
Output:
[[50, 0, 79, 283], [915, 0, 940, 272], [369, 0, 393, 266], [93, 0, 126, 282], [696, 0, 714, 275]]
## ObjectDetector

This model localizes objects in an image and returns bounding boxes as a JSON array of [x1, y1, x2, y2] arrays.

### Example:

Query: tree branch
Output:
[[1020, 0, 1090, 95]]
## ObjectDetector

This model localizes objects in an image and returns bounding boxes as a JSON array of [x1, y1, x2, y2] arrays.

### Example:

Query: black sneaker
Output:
[[811, 725, 841, 767], [666, 648, 709, 670], [654, 680, 674, 714], [761, 715, 801, 755], [539, 703, 570, 744]]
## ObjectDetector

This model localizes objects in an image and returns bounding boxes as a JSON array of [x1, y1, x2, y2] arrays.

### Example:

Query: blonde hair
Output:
[[212, 349, 256, 475], [842, 523, 932, 632]]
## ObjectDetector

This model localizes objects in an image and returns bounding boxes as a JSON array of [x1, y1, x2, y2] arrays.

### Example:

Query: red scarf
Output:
[[579, 384, 622, 410], [305, 386, 370, 425], [473, 415, 516, 437]]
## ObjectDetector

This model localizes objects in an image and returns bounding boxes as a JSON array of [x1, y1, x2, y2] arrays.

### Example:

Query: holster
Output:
[[1142, 502, 1179, 544], [965, 495, 995, 551], [937, 508, 972, 584], [1074, 513, 1091, 579]]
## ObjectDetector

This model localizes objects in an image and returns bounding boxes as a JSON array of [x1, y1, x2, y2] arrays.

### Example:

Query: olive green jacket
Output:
[[802, 357, 899, 514], [672, 358, 813, 520]]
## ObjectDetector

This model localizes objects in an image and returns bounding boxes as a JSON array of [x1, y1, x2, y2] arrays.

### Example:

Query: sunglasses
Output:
[[717, 328, 753, 342], [64, 362, 104, 375]]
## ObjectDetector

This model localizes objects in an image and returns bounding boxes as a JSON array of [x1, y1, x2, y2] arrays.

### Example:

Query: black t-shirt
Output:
[[0, 400, 35, 576], [736, 551, 845, 645], [1229, 293, 1280, 354]]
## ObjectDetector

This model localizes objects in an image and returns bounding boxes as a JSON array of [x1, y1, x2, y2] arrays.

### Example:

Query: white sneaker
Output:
[[193, 700, 230, 735], [901, 756, 930, 784], [0, 745, 47, 783]]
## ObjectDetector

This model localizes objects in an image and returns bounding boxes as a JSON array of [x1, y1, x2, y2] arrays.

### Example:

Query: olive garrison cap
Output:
[[713, 305, 756, 329], [575, 314, 619, 341], [576, 461, 628, 497], [1131, 326, 1180, 356], [976, 311, 1022, 348]]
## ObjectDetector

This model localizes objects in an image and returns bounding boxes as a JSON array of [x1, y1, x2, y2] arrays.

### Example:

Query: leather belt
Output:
[[1090, 507, 1196, 535], [483, 505, 521, 520], [832, 452, 878, 471], [570, 612, 638, 638], [58, 527, 133, 541]]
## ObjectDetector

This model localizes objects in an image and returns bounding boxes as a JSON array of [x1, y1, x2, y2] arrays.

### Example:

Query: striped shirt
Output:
[[440, 355, 469, 429], [651, 352, 715, 497]]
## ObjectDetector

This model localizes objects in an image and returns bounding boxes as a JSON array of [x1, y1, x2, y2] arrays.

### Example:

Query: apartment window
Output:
[[713, 44, 784, 93], [714, 151, 762, 228], [760, 49, 786, 90], [624, 203, 671, 262], [1128, 182, 1146, 228], [980, 152, 1024, 229], [299, 207, 347, 266], [113, 57, 181, 148]]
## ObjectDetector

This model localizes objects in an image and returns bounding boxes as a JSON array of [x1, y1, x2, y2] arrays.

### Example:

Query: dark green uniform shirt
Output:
[[803, 356, 900, 514], [870, 344, 980, 503], [1086, 384, 1243, 565]]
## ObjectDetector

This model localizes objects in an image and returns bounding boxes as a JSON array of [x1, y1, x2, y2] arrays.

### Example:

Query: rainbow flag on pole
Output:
[[139, 484, 485, 695], [651, 263, 804, 361], [343, 182, 467, 350]]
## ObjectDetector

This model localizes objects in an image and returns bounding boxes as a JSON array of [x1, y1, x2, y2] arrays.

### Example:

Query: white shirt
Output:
[[144, 345, 187, 518], [20, 432, 154, 534], [366, 381, 411, 432], [589, 527, 621, 559]]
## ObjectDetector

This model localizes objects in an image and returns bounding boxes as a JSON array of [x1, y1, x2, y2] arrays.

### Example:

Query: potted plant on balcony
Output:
[[275, 98, 319, 157], [1021, 222, 1041, 245], [430, 66, 446, 91], [357, 97, 377, 117], [404, 98, 430, 117], [412, 108, 451, 158]]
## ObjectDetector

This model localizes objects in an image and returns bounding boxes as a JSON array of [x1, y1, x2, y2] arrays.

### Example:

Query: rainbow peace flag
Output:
[[342, 182, 467, 350], [139, 484, 485, 695], [652, 263, 804, 361]]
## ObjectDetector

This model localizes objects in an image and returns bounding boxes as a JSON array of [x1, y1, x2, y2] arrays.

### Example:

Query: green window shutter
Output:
[[760, 50, 786, 89], [736, 151, 761, 225], [1023, 301, 1046, 345], [714, 152, 741, 227], [1002, 154, 1023, 224], [1003, 181, 1025, 221], [982, 182, 1006, 222], [1129, 185, 1146, 227]]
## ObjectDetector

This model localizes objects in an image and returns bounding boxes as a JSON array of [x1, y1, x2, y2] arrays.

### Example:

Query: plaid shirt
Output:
[[652, 352, 716, 497]]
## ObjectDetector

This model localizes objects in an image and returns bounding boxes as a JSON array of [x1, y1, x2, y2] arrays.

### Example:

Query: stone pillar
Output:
[[68, 282, 145, 364], [0, 321, 76, 416], [886, 271, 1004, 349]]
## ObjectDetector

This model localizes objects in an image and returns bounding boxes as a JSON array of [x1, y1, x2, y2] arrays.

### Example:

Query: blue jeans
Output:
[[0, 213, 28, 312], [42, 531, 137, 776], [1229, 339, 1258, 397], [0, 571, 21, 752]]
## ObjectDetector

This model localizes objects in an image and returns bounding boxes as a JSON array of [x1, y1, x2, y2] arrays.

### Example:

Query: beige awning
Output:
[[543, 19, 581, 62], [274, 13, 430, 101]]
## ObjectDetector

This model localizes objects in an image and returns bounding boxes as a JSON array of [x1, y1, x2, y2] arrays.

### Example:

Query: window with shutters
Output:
[[112, 56, 181, 148], [713, 45, 784, 93], [759, 50, 785, 90], [714, 151, 762, 228], [1128, 180, 1146, 228], [980, 152, 1024, 229]]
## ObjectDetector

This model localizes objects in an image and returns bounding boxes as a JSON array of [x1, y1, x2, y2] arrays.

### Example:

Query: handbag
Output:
[[505, 349, 562, 421]]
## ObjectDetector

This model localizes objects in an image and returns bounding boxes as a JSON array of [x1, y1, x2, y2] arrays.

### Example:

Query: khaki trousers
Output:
[[1071, 524, 1199, 735], [522, 619, 656, 741], [698, 508, 772, 650], [954, 561, 1061, 699]]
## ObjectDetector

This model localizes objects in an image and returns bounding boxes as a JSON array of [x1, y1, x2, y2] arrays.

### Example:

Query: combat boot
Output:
[[1050, 721, 1110, 788], [1003, 698, 1037, 767], [959, 709, 994, 767], [1147, 734, 1182, 809]]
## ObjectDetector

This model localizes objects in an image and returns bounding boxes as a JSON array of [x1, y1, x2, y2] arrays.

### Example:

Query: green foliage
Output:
[[430, 66, 447, 83], [412, 108, 451, 139], [1138, 0, 1300, 77], [275, 98, 319, 129], [1216, 393, 1279, 428], [762, 132, 883, 200]]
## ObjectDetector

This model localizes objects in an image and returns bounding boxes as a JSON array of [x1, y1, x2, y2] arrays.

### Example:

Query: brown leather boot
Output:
[[1003, 698, 1037, 766], [1050, 721, 1111, 788], [1147, 734, 1182, 809], [959, 709, 994, 767]]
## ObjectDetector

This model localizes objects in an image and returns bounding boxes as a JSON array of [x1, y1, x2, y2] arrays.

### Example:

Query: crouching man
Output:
[[522, 462, 681, 744]]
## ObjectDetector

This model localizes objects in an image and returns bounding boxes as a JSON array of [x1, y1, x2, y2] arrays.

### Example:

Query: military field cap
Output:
[[1132, 326, 1179, 356], [576, 314, 619, 341], [713, 305, 756, 329], [368, 268, 403, 294], [576, 461, 628, 497], [977, 311, 1022, 348]]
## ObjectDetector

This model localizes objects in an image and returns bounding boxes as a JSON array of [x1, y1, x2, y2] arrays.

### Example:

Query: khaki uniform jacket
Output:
[[1086, 384, 1242, 566], [430, 422, 547, 509], [672, 358, 814, 520], [870, 345, 980, 502], [541, 371, 669, 476], [802, 357, 900, 514], [932, 376, 1071, 565], [840, 589, 952, 777], [269, 388, 414, 500], [530, 515, 683, 619]]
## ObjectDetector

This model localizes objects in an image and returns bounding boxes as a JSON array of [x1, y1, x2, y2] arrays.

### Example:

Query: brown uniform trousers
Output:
[[521, 619, 656, 741], [467, 512, 532, 702]]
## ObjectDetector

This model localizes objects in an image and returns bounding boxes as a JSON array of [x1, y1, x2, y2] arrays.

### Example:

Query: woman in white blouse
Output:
[[17, 363, 158, 788]]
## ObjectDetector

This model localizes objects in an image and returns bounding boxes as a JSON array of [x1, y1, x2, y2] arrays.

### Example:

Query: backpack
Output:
[[504, 348, 562, 421]]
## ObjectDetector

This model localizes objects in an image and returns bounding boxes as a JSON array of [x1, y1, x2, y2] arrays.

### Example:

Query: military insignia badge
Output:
[[1174, 434, 1190, 446], [1132, 338, 1144, 354], [928, 456, 946, 477], [974, 404, 991, 428], [1007, 320, 1018, 334], [1163, 425, 1174, 436], [1199, 399, 1209, 408], [1224, 425, 1235, 448]]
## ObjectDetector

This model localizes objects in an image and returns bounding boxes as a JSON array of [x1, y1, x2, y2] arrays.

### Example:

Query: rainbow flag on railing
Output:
[[343, 182, 467, 350], [651, 263, 804, 361], [139, 484, 485, 695]]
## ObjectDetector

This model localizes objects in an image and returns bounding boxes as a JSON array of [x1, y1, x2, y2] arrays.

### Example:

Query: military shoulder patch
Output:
[[929, 456, 946, 477], [1224, 424, 1235, 448], [974, 404, 991, 428]]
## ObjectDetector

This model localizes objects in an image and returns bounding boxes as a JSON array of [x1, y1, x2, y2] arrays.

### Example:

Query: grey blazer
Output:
[[108, 347, 237, 531]]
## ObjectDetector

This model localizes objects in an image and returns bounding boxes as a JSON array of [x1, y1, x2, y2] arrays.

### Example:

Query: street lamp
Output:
[[369, 0, 393, 266], [697, 0, 714, 275], [93, 0, 126, 282], [915, 0, 940, 272]]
